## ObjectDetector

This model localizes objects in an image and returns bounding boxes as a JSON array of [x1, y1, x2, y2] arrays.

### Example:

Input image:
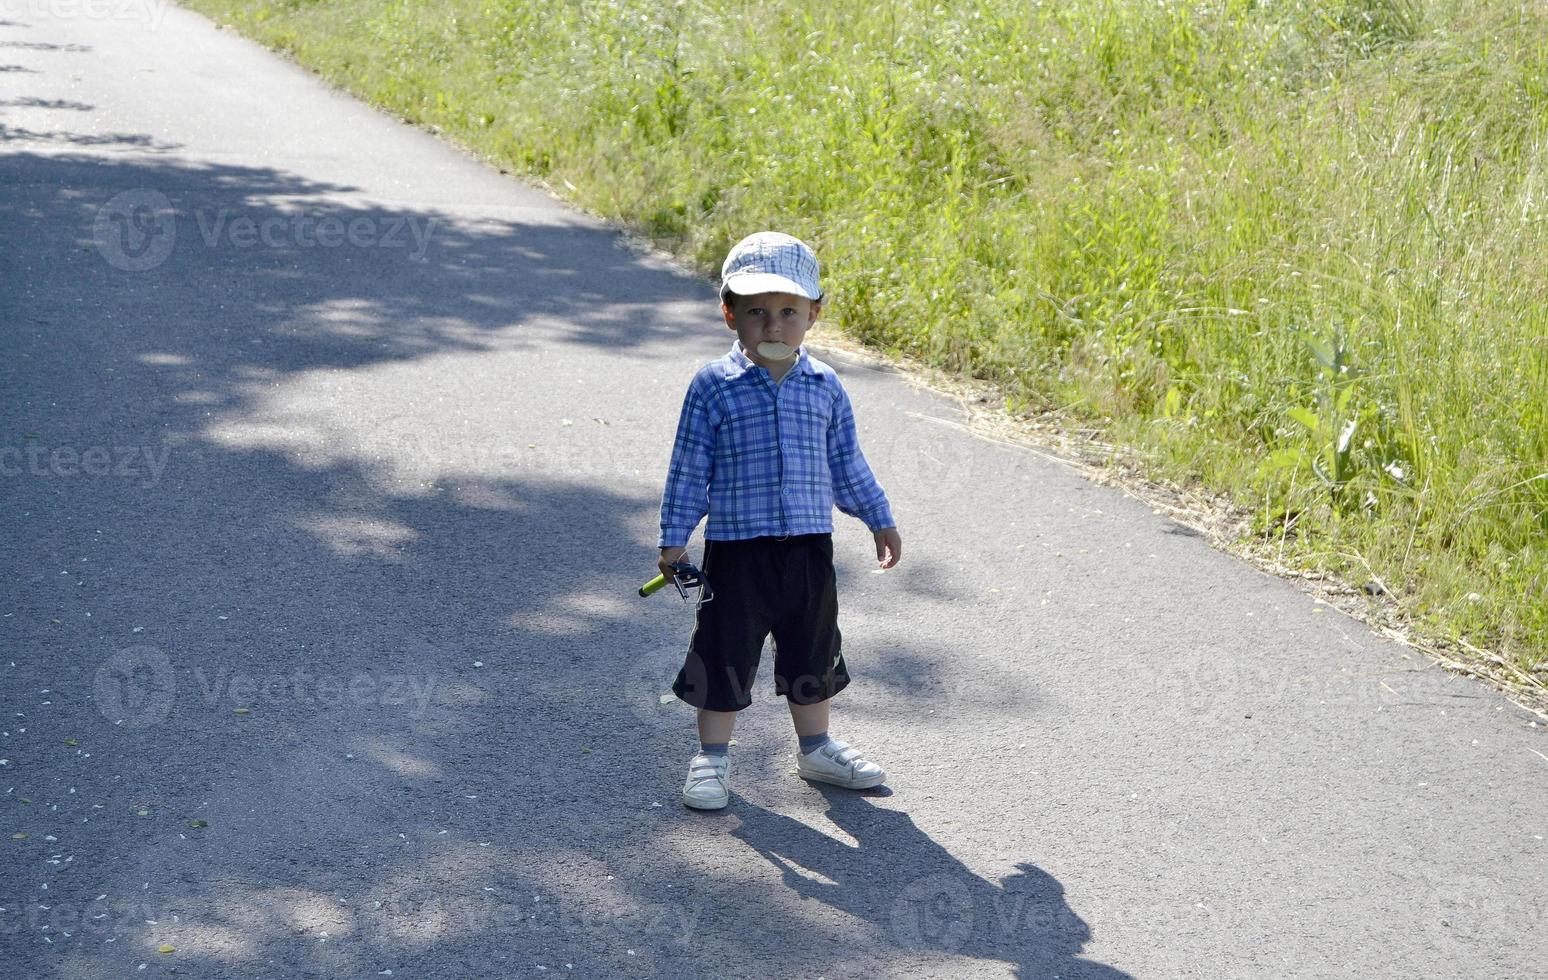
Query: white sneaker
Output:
[[795, 738, 886, 790], [682, 752, 730, 810]]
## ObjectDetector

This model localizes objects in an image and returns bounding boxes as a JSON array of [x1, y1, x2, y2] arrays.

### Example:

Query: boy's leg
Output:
[[787, 697, 829, 738], [674, 538, 776, 810], [789, 698, 835, 756], [772, 535, 885, 789], [770, 534, 849, 705], [684, 706, 738, 811], [672, 538, 776, 712], [698, 708, 737, 749]]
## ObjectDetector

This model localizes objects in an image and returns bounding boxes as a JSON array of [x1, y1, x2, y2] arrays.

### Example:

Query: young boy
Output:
[[657, 231, 903, 811]]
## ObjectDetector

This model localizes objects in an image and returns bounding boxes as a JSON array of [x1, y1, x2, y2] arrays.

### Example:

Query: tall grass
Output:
[[183, 0, 1548, 674]]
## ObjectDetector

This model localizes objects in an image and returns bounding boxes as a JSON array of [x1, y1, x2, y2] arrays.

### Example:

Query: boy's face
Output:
[[722, 291, 820, 367]]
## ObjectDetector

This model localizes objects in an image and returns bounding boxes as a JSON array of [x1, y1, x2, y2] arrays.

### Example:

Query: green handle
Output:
[[639, 573, 668, 598]]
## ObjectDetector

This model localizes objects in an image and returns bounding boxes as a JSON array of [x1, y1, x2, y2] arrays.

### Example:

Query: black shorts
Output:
[[672, 534, 850, 711]]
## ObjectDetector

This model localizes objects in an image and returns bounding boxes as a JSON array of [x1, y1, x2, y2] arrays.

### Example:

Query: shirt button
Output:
[[782, 488, 792, 496]]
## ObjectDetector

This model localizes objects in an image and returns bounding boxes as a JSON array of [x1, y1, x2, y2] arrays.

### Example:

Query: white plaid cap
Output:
[[720, 231, 821, 301]]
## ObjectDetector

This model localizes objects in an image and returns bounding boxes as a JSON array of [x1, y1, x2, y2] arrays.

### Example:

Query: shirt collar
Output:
[[728, 340, 817, 380]]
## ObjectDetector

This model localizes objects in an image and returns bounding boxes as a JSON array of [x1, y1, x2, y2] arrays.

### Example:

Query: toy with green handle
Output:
[[639, 559, 711, 602]]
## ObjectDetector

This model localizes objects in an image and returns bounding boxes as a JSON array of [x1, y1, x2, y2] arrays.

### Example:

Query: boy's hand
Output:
[[873, 527, 902, 569], [659, 546, 689, 582]]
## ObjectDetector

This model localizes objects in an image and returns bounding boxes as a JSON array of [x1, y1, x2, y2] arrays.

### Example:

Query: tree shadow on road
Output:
[[0, 62, 1115, 977], [0, 137, 725, 976]]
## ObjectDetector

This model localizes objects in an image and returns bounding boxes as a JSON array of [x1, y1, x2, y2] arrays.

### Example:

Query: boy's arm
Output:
[[827, 381, 896, 534], [658, 378, 715, 549]]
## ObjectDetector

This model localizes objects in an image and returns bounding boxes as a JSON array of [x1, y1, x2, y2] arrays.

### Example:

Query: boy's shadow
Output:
[[731, 789, 1133, 978]]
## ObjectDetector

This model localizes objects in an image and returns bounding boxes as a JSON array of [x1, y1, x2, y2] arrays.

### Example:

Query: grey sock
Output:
[[798, 732, 831, 755], [700, 741, 729, 756]]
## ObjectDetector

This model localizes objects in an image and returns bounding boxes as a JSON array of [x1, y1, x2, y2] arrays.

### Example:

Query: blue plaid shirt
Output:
[[658, 341, 895, 547]]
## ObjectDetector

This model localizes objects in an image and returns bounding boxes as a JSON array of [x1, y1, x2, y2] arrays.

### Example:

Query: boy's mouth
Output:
[[756, 341, 794, 361]]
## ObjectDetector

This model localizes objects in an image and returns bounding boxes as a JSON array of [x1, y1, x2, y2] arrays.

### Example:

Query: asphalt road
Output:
[[2, 5, 1545, 979]]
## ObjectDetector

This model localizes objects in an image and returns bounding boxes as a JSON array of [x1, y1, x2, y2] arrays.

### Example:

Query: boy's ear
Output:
[[722, 301, 737, 328]]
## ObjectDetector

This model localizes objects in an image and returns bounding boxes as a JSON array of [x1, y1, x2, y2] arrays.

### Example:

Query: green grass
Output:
[[180, 0, 1548, 679]]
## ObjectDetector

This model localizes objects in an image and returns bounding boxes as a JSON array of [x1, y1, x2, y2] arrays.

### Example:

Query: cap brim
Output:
[[722, 272, 820, 301]]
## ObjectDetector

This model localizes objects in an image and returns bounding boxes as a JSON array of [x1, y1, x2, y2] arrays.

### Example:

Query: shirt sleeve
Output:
[[658, 376, 715, 548], [827, 379, 895, 531]]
